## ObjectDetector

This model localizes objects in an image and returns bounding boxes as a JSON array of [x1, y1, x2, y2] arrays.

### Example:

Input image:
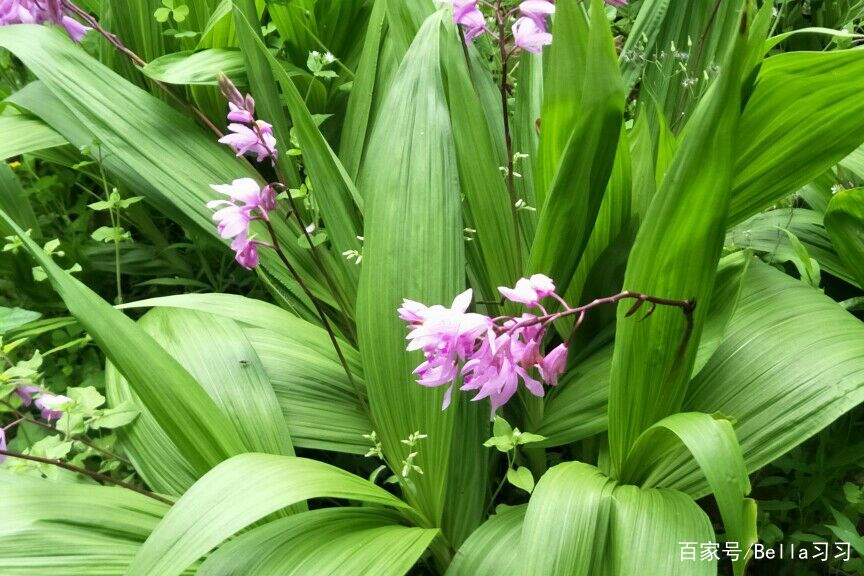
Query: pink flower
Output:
[[209, 178, 273, 212], [206, 201, 251, 240], [227, 102, 255, 124], [512, 16, 552, 54], [498, 274, 556, 307], [231, 233, 260, 269], [605, 0, 627, 6], [403, 289, 492, 409], [519, 0, 555, 31], [0, 0, 90, 42], [218, 121, 278, 163], [35, 393, 71, 422], [13, 385, 41, 406], [452, 0, 486, 43], [539, 343, 567, 386]]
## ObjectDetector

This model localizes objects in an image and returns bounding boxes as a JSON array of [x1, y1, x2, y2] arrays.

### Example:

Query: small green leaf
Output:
[[506, 467, 535, 493], [66, 386, 107, 416], [91, 401, 140, 429], [515, 432, 547, 446], [88, 200, 114, 211], [154, 7, 172, 22], [172, 4, 189, 22], [118, 196, 145, 209], [493, 416, 513, 438]]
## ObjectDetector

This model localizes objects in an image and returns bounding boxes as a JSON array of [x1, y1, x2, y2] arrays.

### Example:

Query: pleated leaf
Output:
[[0, 211, 245, 477], [128, 454, 417, 576], [0, 110, 66, 160], [446, 505, 526, 576], [0, 483, 170, 575], [118, 293, 370, 454], [730, 49, 864, 224], [607, 17, 747, 470], [529, 0, 625, 295], [141, 49, 247, 85], [825, 188, 864, 289], [198, 508, 436, 576], [356, 12, 462, 526], [106, 307, 296, 496]]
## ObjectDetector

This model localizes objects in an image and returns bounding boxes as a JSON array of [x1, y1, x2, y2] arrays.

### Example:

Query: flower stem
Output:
[[261, 219, 370, 420], [0, 449, 172, 505], [495, 0, 524, 268]]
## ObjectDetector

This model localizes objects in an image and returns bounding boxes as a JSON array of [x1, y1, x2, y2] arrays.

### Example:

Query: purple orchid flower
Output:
[[512, 16, 552, 54], [452, 0, 486, 43], [497, 273, 556, 308], [519, 0, 555, 32], [0, 0, 90, 42], [218, 121, 278, 163]]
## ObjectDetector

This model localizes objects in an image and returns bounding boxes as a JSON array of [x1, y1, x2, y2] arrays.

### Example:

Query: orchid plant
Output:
[[2, 0, 864, 575]]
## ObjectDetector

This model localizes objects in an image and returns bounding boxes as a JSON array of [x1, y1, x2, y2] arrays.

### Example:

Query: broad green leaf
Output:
[[521, 462, 614, 576], [825, 188, 864, 288], [621, 413, 757, 576], [0, 482, 170, 575], [727, 208, 857, 288], [607, 17, 747, 471], [0, 30, 334, 307], [440, 17, 519, 296], [730, 49, 864, 224], [128, 454, 417, 576], [675, 258, 864, 496], [0, 211, 245, 477], [106, 307, 296, 496], [0, 110, 67, 160], [356, 12, 461, 527], [142, 49, 246, 84], [606, 484, 715, 576], [198, 508, 436, 576], [534, 0, 588, 203], [520, 461, 716, 575], [529, 0, 625, 296], [446, 505, 526, 576], [118, 293, 369, 454]]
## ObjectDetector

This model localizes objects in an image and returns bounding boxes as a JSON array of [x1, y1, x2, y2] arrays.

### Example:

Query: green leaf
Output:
[[118, 293, 370, 455], [172, 4, 189, 22], [529, 0, 625, 294], [127, 454, 418, 576], [0, 306, 41, 336], [0, 482, 169, 575], [439, 18, 519, 296], [507, 467, 535, 494], [107, 307, 296, 496], [66, 385, 106, 416], [0, 110, 67, 160], [0, 209, 245, 479], [446, 505, 526, 576], [620, 413, 757, 576], [356, 12, 462, 526], [825, 188, 864, 289], [607, 17, 747, 471], [730, 49, 864, 224], [142, 49, 247, 85], [154, 7, 172, 22], [520, 461, 715, 575], [91, 401, 140, 429], [198, 508, 436, 576], [0, 163, 40, 239]]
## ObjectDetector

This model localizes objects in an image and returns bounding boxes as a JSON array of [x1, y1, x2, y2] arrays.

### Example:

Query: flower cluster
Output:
[[453, 0, 626, 54], [15, 385, 72, 421], [206, 178, 276, 269], [217, 74, 278, 164], [210, 75, 280, 269], [0, 0, 90, 42], [399, 274, 568, 413]]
